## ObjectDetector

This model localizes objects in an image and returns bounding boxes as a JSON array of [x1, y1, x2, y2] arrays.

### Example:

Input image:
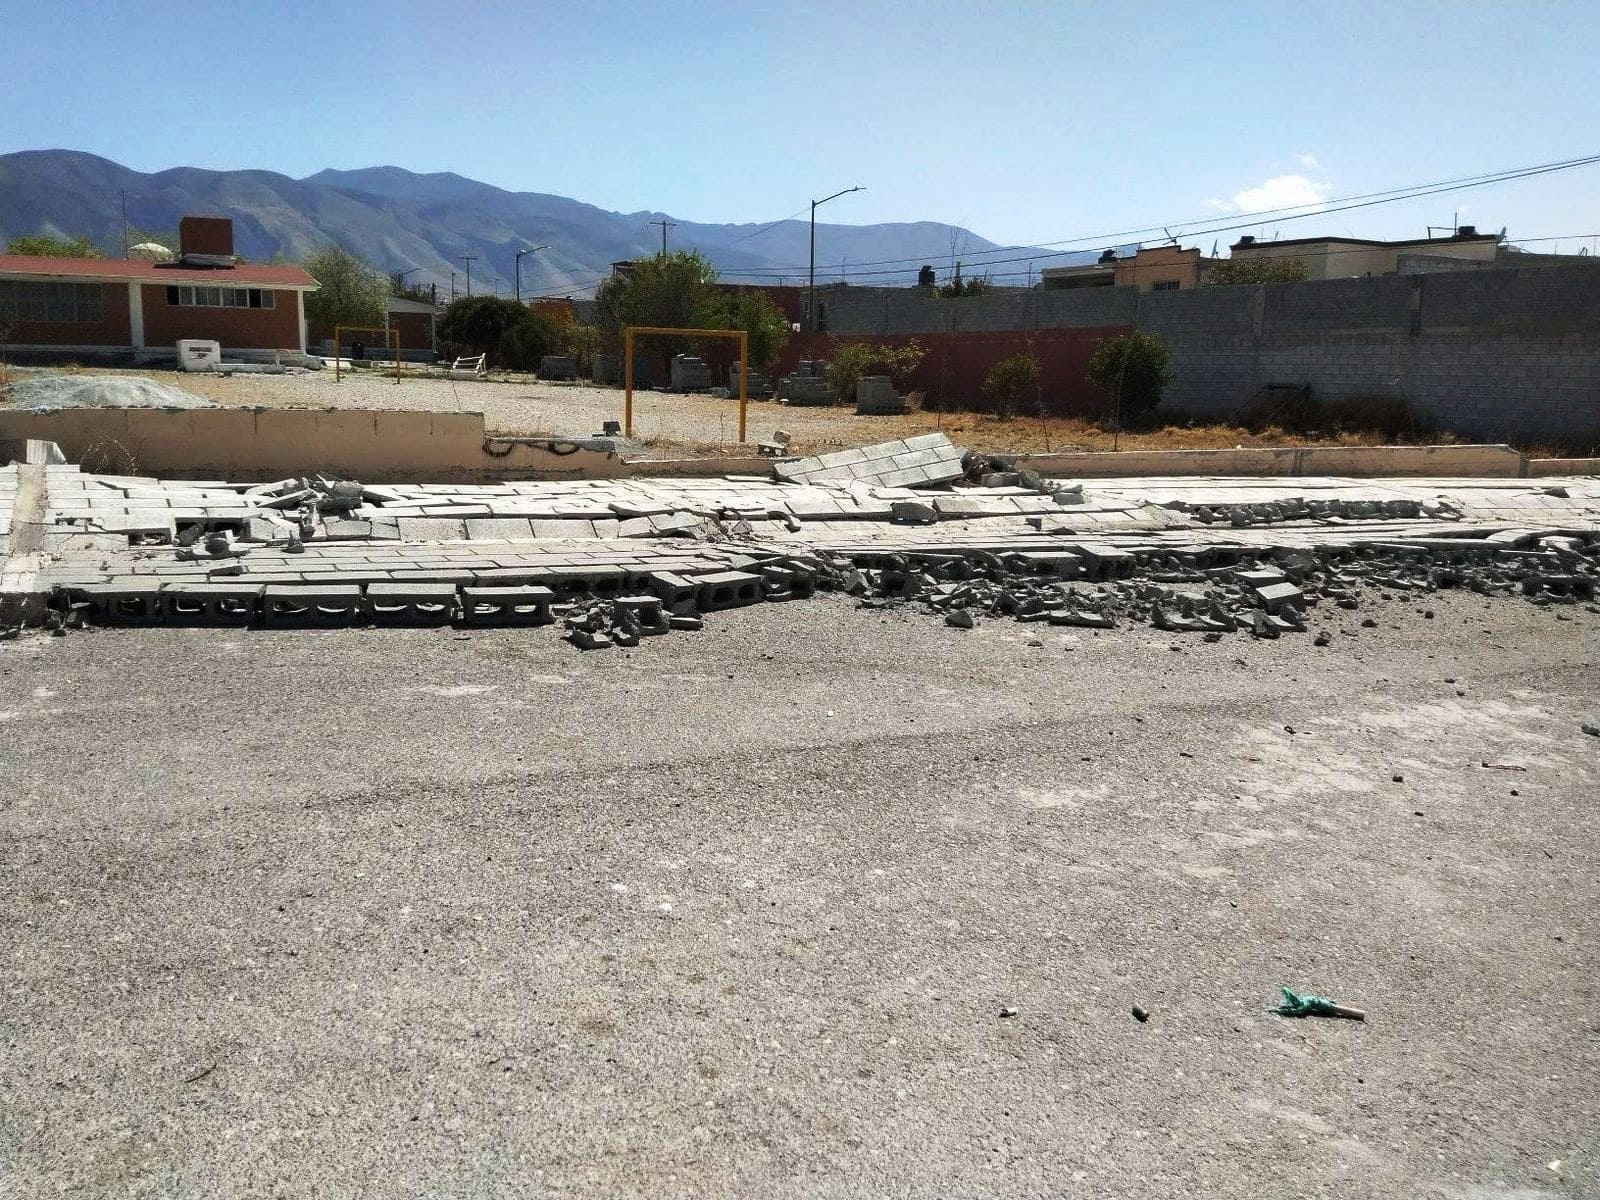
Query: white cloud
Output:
[[1218, 173, 1332, 215], [1295, 152, 1319, 168]]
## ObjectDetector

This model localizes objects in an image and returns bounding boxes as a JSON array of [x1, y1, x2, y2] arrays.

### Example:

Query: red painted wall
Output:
[[4, 282, 131, 346], [776, 326, 1130, 417], [141, 285, 302, 350], [387, 311, 434, 351]]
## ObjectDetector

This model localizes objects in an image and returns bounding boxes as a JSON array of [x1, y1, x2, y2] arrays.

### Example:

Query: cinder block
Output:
[[363, 581, 459, 624], [461, 585, 555, 626], [694, 570, 763, 611]]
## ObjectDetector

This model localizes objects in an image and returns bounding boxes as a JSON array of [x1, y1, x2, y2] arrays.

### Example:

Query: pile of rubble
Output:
[[838, 531, 1599, 639], [18, 433, 1599, 651]]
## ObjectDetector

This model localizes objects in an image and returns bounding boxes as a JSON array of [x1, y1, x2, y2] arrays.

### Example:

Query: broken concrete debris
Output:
[[774, 432, 966, 488], [19, 447, 1599, 654]]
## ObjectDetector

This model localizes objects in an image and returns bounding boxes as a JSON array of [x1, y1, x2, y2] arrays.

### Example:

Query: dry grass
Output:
[[694, 410, 1438, 459]]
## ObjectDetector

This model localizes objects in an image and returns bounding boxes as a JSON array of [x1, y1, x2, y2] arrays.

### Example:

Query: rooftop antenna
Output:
[[1163, 227, 1180, 247]]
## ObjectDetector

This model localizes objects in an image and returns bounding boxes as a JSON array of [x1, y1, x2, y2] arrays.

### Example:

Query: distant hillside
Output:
[[0, 149, 1067, 297]]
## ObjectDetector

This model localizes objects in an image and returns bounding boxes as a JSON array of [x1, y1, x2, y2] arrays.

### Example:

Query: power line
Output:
[[711, 151, 1600, 278], [508, 152, 1600, 300], [725, 204, 812, 247]]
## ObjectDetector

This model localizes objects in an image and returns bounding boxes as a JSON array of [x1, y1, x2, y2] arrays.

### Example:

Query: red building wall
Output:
[[776, 326, 1129, 417], [387, 311, 434, 351], [4, 281, 131, 347], [141, 286, 303, 350]]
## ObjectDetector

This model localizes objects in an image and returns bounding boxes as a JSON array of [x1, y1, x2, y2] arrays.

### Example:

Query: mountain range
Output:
[[0, 149, 1071, 298]]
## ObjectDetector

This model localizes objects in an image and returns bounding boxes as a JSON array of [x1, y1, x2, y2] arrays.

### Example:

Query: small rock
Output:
[[945, 609, 975, 629], [1361, 618, 1378, 628], [1313, 631, 1332, 646], [1582, 723, 1599, 738], [1392, 773, 1405, 783], [1132, 1005, 1150, 1023], [998, 1006, 1018, 1019], [668, 614, 703, 631]]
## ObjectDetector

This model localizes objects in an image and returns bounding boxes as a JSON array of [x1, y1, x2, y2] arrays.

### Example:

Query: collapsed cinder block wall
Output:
[[810, 266, 1600, 445]]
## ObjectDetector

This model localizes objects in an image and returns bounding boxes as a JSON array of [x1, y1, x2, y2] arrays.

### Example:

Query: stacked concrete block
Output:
[[538, 355, 578, 381], [779, 374, 833, 406], [774, 432, 966, 488], [592, 352, 621, 385], [670, 355, 714, 393], [855, 375, 907, 416], [728, 362, 771, 396]]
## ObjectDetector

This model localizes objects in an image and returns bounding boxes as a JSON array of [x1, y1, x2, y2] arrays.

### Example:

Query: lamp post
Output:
[[809, 186, 864, 332], [460, 255, 477, 298], [515, 245, 549, 304], [394, 267, 422, 293]]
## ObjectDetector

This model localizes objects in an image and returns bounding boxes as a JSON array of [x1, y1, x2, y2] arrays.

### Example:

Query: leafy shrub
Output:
[[1085, 331, 1173, 424], [982, 353, 1041, 420]]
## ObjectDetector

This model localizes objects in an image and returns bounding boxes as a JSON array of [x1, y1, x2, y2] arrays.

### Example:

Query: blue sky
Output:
[[4, 0, 1599, 254]]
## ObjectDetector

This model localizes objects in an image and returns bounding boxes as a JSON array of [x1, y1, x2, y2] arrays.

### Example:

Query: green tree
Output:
[[824, 339, 926, 402], [982, 353, 1041, 420], [593, 251, 719, 360], [563, 323, 601, 375], [6, 233, 101, 258], [1086, 331, 1173, 424], [497, 312, 565, 371], [302, 245, 388, 333], [436, 296, 529, 356], [697, 289, 792, 372], [1204, 256, 1309, 285]]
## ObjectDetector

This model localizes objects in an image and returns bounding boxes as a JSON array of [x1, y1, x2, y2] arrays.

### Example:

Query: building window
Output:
[[1152, 280, 1181, 291], [0, 279, 105, 323], [165, 285, 275, 309]]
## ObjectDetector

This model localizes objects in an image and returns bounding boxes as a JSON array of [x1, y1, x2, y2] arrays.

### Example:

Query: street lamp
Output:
[[394, 267, 423, 292], [515, 245, 549, 304], [809, 186, 864, 332]]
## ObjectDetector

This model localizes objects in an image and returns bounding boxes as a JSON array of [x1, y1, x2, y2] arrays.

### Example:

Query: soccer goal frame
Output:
[[333, 325, 401, 383], [623, 326, 749, 443]]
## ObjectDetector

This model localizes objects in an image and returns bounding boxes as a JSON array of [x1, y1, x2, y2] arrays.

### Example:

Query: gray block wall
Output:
[[823, 266, 1600, 445]]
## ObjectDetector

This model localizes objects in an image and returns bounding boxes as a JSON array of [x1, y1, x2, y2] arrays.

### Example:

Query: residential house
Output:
[[0, 216, 317, 359]]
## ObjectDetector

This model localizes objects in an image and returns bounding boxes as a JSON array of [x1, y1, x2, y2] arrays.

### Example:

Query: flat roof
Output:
[[1231, 233, 1499, 251], [0, 254, 318, 289]]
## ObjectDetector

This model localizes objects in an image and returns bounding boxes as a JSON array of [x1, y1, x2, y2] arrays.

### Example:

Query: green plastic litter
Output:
[[1271, 986, 1342, 1018]]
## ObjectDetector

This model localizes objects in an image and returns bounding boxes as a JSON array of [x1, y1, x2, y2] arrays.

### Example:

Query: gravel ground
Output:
[[9, 367, 1032, 454], [1, 594, 1597, 1198], [23, 368, 911, 450]]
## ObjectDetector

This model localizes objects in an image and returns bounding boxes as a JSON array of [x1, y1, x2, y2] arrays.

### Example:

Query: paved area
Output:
[[1, 596, 1597, 1197]]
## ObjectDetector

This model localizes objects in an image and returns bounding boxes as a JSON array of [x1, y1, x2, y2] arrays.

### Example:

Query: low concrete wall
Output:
[[1022, 443, 1526, 479], [0, 408, 631, 483], [1525, 457, 1600, 477]]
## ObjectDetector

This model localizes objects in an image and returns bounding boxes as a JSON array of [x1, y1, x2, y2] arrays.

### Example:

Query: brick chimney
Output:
[[178, 216, 234, 258]]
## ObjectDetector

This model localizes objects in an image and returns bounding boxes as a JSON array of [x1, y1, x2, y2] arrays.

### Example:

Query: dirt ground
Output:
[[1, 594, 1596, 1198], [8, 365, 1429, 458]]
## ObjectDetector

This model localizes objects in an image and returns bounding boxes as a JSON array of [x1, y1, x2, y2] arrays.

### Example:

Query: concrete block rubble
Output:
[[11, 434, 1599, 648]]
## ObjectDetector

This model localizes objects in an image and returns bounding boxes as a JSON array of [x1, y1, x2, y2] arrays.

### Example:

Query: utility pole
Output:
[[450, 270, 457, 302], [515, 244, 549, 304], [460, 255, 477, 298], [648, 219, 676, 256], [809, 186, 864, 332]]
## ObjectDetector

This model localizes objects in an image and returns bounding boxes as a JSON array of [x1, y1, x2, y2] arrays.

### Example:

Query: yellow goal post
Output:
[[333, 325, 401, 383], [623, 326, 749, 443]]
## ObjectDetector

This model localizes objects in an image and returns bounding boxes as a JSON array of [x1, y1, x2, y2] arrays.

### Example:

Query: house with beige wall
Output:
[[1229, 227, 1501, 280]]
